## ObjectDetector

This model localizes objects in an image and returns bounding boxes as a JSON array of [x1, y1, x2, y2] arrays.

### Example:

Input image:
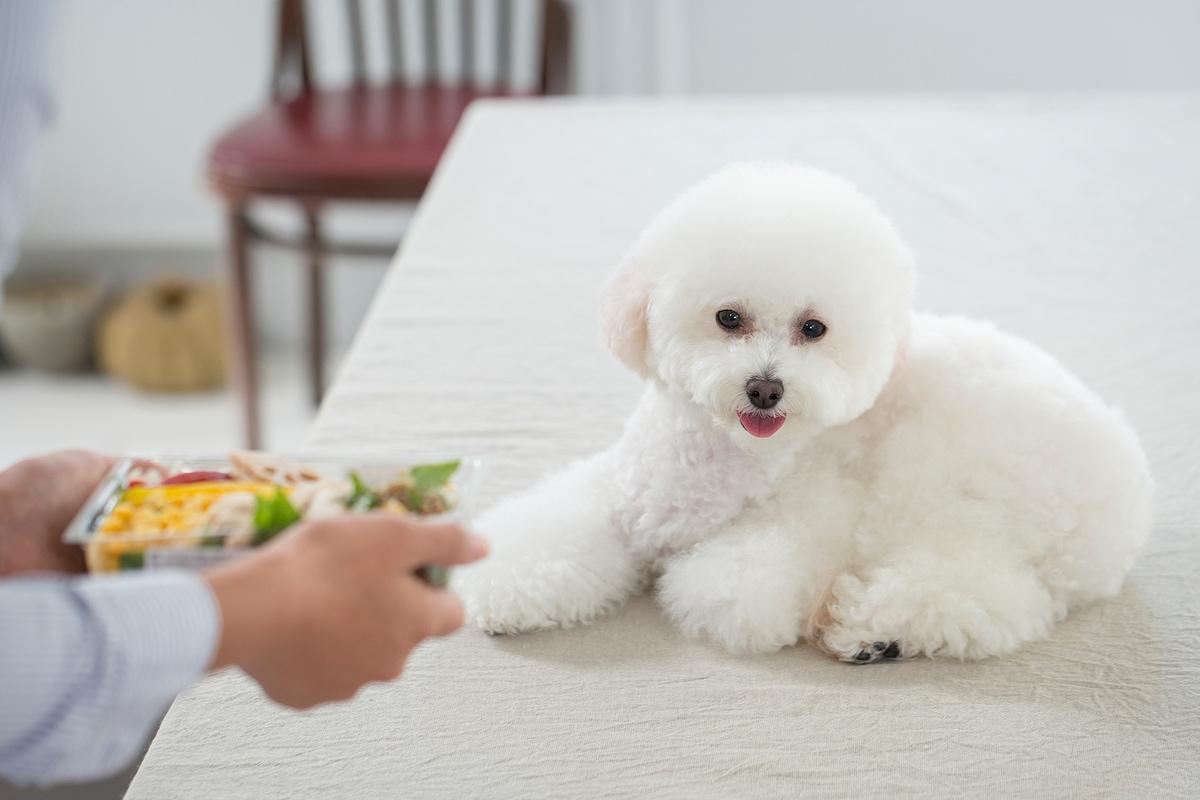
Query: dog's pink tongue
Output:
[[738, 412, 787, 438]]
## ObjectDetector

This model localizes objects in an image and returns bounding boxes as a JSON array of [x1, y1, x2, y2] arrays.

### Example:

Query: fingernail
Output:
[[467, 534, 489, 559]]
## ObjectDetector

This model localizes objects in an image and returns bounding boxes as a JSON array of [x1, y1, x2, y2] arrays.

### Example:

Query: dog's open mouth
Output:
[[737, 411, 787, 438]]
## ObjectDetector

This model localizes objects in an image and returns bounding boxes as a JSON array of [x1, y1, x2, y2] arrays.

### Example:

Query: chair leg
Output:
[[303, 205, 325, 406], [224, 204, 262, 449]]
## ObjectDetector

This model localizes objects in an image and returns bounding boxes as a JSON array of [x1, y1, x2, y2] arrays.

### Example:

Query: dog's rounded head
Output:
[[601, 162, 915, 443]]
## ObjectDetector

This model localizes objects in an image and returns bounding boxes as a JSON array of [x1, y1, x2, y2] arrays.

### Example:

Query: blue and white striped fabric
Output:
[[0, 571, 220, 787], [0, 0, 57, 289]]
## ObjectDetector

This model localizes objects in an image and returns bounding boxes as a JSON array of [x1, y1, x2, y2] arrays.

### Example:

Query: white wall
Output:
[[23, 0, 423, 248], [15, 0, 1200, 344], [28, 0, 1200, 245], [21, 0, 412, 346], [25, 0, 272, 247], [684, 0, 1200, 92], [577, 0, 1200, 94]]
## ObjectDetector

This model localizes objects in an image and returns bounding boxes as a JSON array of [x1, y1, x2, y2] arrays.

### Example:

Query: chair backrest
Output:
[[272, 0, 570, 99]]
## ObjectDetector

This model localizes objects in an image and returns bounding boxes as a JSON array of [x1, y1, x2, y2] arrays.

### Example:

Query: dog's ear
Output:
[[599, 255, 654, 377]]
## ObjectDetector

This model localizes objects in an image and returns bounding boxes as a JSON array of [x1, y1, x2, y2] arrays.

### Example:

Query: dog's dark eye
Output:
[[800, 319, 827, 340], [716, 309, 742, 330]]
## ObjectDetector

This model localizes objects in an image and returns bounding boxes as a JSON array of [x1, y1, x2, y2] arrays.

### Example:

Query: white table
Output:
[[128, 97, 1200, 799]]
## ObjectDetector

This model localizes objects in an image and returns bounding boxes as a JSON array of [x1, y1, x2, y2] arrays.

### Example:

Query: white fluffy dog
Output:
[[455, 162, 1153, 663]]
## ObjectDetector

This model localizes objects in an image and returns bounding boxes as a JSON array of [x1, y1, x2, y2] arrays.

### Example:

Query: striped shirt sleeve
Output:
[[0, 571, 220, 787]]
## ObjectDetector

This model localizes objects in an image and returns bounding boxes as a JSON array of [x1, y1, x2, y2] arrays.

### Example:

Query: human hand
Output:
[[0, 450, 115, 575], [204, 515, 488, 709]]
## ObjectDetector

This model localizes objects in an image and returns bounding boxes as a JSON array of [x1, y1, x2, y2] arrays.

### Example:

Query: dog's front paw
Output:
[[453, 566, 563, 635], [455, 462, 642, 636], [658, 533, 809, 655], [663, 592, 802, 655], [453, 545, 639, 636]]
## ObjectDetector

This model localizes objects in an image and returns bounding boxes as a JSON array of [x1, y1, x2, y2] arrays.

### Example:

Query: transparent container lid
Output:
[[63, 454, 484, 574]]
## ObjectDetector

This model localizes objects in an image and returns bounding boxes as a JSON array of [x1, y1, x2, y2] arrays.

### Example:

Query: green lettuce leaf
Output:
[[252, 490, 301, 546], [410, 461, 460, 492]]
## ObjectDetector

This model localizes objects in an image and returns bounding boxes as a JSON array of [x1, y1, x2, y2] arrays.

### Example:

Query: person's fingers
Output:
[[55, 451, 117, 496], [357, 517, 488, 568], [31, 451, 119, 538], [21, 450, 111, 484], [405, 522, 489, 567], [57, 450, 116, 476], [417, 590, 466, 638]]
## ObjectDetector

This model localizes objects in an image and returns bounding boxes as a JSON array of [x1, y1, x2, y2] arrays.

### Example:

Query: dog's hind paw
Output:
[[807, 574, 909, 664], [815, 612, 907, 663], [849, 640, 903, 664]]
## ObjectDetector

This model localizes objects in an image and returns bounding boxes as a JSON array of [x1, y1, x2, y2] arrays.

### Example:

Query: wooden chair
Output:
[[208, 0, 571, 447]]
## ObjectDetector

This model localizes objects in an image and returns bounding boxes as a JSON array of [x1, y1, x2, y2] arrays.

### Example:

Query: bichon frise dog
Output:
[[456, 162, 1153, 663]]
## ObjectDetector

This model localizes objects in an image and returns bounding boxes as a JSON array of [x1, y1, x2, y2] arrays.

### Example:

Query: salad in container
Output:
[[64, 451, 481, 587]]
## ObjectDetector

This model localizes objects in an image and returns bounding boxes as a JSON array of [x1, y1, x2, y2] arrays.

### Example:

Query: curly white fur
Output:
[[454, 162, 1153, 663]]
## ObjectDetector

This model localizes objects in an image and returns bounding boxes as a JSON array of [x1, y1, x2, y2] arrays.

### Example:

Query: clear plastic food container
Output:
[[63, 453, 483, 584]]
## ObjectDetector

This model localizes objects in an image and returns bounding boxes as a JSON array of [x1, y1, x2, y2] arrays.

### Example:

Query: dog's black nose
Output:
[[746, 378, 784, 410]]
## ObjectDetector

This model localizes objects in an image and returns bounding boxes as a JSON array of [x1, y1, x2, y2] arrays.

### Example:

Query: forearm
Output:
[[0, 572, 219, 786]]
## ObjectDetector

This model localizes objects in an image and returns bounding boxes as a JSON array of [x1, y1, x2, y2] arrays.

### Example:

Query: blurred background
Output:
[[0, 2, 1197, 798], [1, 0, 1198, 470]]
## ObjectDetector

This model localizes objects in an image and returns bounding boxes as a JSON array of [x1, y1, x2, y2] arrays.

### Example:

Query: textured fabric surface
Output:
[[127, 97, 1200, 799]]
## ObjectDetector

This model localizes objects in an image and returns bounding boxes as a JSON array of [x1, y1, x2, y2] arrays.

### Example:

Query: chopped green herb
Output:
[[345, 470, 382, 511], [118, 550, 145, 570], [199, 535, 225, 548], [252, 490, 301, 546]]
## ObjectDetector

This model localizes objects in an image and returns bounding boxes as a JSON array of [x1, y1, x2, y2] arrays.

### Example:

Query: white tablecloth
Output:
[[127, 97, 1200, 799]]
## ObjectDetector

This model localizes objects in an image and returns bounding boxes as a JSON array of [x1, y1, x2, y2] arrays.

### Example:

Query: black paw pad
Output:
[[849, 640, 903, 664]]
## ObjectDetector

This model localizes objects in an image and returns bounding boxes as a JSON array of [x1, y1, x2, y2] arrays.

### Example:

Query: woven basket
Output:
[[97, 279, 226, 392], [0, 278, 104, 371]]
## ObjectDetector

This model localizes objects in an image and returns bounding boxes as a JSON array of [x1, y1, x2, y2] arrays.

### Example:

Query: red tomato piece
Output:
[[161, 471, 234, 485]]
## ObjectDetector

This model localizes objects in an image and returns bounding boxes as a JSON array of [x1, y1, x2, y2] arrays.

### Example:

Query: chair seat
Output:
[[209, 84, 521, 199]]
